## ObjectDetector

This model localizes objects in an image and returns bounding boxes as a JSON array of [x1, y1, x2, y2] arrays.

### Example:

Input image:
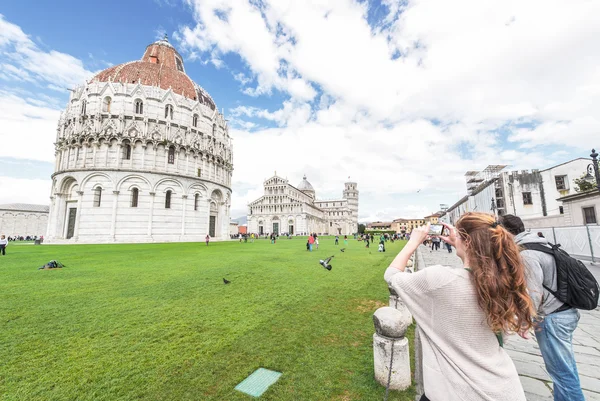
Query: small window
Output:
[[81, 100, 87, 115], [212, 123, 216, 136], [197, 168, 202, 177], [165, 104, 173, 119], [555, 175, 568, 191], [168, 147, 175, 164], [165, 190, 172, 209], [193, 114, 198, 127], [131, 188, 139, 207], [93, 188, 102, 207], [102, 97, 112, 113], [523, 192, 533, 205], [176, 57, 183, 72], [134, 99, 144, 114], [559, 206, 564, 214], [583, 207, 597, 224], [123, 143, 132, 160], [194, 193, 199, 211]]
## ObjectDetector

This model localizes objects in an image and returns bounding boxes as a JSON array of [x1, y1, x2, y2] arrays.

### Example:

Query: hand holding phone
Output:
[[428, 224, 444, 236]]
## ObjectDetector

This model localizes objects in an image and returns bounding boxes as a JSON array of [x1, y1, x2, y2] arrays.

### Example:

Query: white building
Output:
[[0, 204, 49, 237], [442, 158, 592, 227], [247, 174, 358, 235], [46, 36, 233, 243]]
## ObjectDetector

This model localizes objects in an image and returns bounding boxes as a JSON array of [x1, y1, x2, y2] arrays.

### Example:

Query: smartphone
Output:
[[428, 224, 444, 236]]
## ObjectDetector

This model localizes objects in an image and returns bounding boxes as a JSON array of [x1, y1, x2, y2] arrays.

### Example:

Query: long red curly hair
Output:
[[456, 212, 535, 335]]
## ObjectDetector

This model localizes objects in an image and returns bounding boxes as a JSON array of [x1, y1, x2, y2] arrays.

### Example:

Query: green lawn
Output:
[[0, 237, 414, 401]]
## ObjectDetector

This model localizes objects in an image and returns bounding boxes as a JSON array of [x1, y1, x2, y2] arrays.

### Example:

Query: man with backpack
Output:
[[500, 215, 597, 401]]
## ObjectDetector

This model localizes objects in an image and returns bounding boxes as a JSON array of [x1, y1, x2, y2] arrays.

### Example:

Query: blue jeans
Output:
[[309, 244, 313, 252], [535, 308, 584, 401]]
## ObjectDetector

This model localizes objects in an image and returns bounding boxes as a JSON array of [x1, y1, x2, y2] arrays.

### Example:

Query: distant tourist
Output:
[[306, 238, 310, 251], [385, 214, 534, 401], [250, 233, 255, 243], [344, 235, 348, 246], [315, 236, 320, 250], [205, 234, 210, 246], [0, 235, 7, 256], [378, 243, 385, 252], [335, 235, 339, 245], [308, 234, 315, 251], [501, 214, 585, 401], [239, 233, 243, 243]]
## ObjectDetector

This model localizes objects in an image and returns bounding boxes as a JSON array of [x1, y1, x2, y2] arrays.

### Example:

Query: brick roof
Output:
[[0, 203, 49, 213], [92, 38, 216, 110]]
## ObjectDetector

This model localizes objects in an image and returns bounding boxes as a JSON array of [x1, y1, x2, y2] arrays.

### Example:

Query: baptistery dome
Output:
[[46, 37, 233, 243]]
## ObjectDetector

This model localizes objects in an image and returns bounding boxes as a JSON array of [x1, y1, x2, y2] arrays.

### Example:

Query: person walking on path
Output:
[[335, 235, 339, 245], [308, 234, 315, 251], [500, 214, 585, 401], [205, 234, 210, 246], [384, 213, 534, 401], [0, 235, 7, 256]]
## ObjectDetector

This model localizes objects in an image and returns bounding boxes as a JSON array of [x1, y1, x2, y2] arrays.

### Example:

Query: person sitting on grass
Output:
[[384, 212, 534, 401]]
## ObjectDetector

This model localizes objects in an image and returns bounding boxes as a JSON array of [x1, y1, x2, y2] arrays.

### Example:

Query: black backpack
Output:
[[521, 243, 599, 310]]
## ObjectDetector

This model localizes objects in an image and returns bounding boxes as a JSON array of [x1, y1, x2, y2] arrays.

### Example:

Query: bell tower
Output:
[[343, 179, 359, 232]]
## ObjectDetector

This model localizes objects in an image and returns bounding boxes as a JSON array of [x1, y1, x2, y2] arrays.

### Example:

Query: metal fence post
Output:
[[552, 227, 557, 244], [586, 225, 595, 264]]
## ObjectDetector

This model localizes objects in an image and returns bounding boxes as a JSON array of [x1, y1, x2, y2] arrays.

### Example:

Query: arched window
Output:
[[165, 190, 172, 209], [81, 100, 87, 116], [194, 193, 199, 211], [93, 188, 102, 207], [131, 188, 139, 207], [123, 143, 132, 160], [165, 104, 173, 119], [134, 99, 143, 114], [102, 97, 112, 113], [193, 114, 198, 127], [168, 146, 175, 164]]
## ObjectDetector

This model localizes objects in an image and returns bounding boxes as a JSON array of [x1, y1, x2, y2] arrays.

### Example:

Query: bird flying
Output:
[[319, 256, 334, 271], [223, 278, 231, 284]]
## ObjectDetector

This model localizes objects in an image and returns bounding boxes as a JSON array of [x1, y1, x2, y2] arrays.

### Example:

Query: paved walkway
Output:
[[417, 245, 600, 401]]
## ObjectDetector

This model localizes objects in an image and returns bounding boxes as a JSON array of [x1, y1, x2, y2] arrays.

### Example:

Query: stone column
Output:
[[46, 196, 55, 238], [141, 144, 146, 169], [116, 144, 123, 168], [73, 190, 84, 240], [372, 306, 412, 391], [110, 191, 119, 239], [181, 195, 188, 237], [82, 145, 88, 168], [147, 192, 155, 238]]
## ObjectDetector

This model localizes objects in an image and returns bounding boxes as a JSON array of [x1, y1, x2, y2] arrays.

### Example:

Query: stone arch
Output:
[[81, 172, 114, 191], [57, 176, 78, 194], [116, 174, 151, 192], [153, 178, 184, 193], [186, 183, 208, 197], [210, 189, 223, 203]]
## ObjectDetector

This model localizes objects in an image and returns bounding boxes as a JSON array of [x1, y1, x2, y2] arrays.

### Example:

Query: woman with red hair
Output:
[[384, 212, 535, 401]]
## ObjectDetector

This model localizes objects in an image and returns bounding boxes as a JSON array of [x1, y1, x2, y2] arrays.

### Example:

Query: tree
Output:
[[574, 173, 596, 192], [358, 223, 366, 234]]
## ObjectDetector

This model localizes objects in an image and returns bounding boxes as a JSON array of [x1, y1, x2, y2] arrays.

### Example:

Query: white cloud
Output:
[[0, 14, 95, 88], [0, 90, 60, 163], [180, 0, 600, 221], [0, 176, 51, 205]]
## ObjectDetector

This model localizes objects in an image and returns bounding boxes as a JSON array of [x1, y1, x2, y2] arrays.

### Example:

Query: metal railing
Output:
[[527, 224, 600, 263]]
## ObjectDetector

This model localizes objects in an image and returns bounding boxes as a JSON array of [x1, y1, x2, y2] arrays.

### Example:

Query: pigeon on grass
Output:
[[340, 248, 346, 252], [223, 278, 231, 284], [319, 256, 334, 271]]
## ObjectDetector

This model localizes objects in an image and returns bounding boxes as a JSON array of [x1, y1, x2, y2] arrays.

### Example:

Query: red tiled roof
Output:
[[92, 38, 215, 110]]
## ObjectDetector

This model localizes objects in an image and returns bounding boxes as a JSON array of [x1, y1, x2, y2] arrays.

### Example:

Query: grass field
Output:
[[0, 237, 414, 401]]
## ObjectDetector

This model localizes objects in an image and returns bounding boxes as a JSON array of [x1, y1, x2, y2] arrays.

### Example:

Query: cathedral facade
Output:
[[46, 36, 233, 243], [247, 175, 358, 236]]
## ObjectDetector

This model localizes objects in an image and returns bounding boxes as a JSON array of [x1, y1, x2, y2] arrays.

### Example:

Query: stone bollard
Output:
[[373, 306, 412, 391]]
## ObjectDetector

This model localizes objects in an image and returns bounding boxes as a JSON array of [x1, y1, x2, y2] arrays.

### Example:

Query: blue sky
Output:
[[1, 0, 599, 221]]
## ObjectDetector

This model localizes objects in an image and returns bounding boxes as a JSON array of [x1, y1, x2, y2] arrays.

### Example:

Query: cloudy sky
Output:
[[1, 0, 599, 222]]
